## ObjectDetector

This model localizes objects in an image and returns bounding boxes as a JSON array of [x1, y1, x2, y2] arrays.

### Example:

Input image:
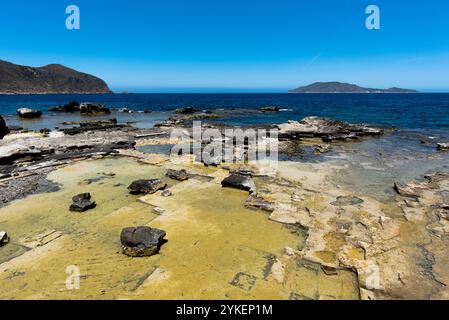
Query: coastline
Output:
[[0, 105, 449, 299]]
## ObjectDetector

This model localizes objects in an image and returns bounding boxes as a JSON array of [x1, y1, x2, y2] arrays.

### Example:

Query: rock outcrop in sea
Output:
[[276, 116, 383, 142], [17, 108, 42, 119]]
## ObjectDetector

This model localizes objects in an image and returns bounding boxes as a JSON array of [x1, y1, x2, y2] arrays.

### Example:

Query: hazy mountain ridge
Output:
[[289, 82, 418, 93], [0, 60, 112, 94]]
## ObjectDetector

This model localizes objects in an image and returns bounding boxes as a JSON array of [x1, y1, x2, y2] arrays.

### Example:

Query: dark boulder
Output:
[[17, 108, 42, 119], [166, 169, 189, 181], [0, 115, 9, 139], [70, 193, 97, 212], [79, 103, 111, 115], [121, 226, 166, 257], [221, 174, 256, 194], [49, 101, 80, 112], [128, 179, 167, 195]]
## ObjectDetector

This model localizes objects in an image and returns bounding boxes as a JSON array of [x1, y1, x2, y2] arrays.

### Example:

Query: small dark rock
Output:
[[120, 226, 166, 257], [166, 169, 189, 181], [161, 190, 173, 197], [221, 174, 256, 194], [49, 101, 80, 112], [79, 103, 111, 115], [128, 179, 167, 195], [70, 192, 97, 212]]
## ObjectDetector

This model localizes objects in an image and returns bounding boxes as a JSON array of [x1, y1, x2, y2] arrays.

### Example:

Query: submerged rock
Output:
[[120, 226, 166, 257], [70, 193, 97, 212], [128, 179, 167, 195], [314, 144, 331, 154], [166, 169, 189, 181], [161, 190, 173, 197], [437, 143, 449, 151], [244, 194, 275, 212], [221, 174, 257, 194], [79, 103, 110, 115], [0, 231, 9, 247], [394, 183, 420, 198], [17, 108, 42, 119], [331, 196, 364, 206], [260, 106, 280, 112], [175, 107, 199, 114], [277, 116, 383, 142], [0, 115, 9, 139]]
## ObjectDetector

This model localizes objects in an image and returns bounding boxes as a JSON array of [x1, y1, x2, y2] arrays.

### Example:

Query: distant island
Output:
[[0, 60, 112, 94], [289, 82, 418, 94]]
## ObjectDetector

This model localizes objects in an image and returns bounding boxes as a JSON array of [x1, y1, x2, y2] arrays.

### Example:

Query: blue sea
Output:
[[1, 93, 449, 132]]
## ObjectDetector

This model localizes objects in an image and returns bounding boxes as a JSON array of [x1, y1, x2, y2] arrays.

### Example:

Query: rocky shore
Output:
[[1, 107, 449, 300]]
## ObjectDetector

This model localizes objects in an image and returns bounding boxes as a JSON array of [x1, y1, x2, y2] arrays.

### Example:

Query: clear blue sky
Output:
[[1, 0, 448, 92]]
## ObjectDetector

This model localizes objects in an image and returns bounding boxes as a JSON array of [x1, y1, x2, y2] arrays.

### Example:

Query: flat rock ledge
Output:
[[121, 226, 166, 257], [276, 116, 383, 142]]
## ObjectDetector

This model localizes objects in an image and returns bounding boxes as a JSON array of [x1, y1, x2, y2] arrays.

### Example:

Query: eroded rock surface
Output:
[[277, 117, 383, 142]]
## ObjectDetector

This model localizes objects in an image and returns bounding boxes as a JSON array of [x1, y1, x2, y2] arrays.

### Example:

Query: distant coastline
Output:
[[289, 82, 419, 94]]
